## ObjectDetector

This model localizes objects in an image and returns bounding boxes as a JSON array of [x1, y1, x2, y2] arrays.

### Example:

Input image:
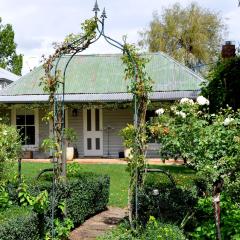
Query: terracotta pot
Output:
[[22, 151, 33, 159], [66, 147, 74, 161]]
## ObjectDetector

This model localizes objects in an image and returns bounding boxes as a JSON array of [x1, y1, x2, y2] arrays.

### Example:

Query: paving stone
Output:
[[69, 207, 127, 240]]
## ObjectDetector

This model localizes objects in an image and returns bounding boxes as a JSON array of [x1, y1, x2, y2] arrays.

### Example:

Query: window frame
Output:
[[11, 108, 39, 150]]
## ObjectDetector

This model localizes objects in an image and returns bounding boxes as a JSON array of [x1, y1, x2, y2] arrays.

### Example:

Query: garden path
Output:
[[69, 207, 127, 240], [22, 158, 183, 165]]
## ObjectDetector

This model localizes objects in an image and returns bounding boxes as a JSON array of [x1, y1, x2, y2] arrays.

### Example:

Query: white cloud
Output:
[[224, 8, 240, 42], [1, 0, 239, 75]]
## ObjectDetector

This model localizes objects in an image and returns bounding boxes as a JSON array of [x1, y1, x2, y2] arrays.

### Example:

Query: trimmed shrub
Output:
[[0, 206, 40, 240], [66, 174, 110, 225], [135, 180, 197, 225], [0, 172, 109, 239], [30, 172, 110, 226]]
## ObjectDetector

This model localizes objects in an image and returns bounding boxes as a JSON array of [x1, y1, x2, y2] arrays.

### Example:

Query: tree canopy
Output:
[[0, 17, 23, 75], [139, 3, 225, 70], [202, 55, 240, 112]]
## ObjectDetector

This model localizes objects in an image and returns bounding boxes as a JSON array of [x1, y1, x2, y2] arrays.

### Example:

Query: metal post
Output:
[[18, 158, 22, 184], [107, 127, 110, 157]]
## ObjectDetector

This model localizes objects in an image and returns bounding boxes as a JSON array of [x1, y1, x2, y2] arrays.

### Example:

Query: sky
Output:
[[0, 0, 240, 75]]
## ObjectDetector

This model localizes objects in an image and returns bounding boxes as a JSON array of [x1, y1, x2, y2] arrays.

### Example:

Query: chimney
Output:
[[221, 41, 236, 58]]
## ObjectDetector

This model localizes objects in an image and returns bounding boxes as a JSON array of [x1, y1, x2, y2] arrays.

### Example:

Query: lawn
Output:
[[21, 162, 196, 208]]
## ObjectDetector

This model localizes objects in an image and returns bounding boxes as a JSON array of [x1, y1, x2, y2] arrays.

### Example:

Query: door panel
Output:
[[83, 108, 103, 156]]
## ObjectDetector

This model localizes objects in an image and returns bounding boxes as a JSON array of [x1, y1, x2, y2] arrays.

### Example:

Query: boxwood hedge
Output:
[[135, 180, 197, 225], [0, 206, 40, 240], [0, 172, 110, 239], [33, 173, 110, 226]]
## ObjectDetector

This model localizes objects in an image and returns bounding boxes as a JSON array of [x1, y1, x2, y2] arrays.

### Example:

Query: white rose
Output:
[[180, 111, 186, 118], [170, 106, 177, 112], [176, 111, 186, 118], [197, 96, 209, 106], [180, 98, 194, 105], [223, 117, 234, 126], [155, 108, 165, 115]]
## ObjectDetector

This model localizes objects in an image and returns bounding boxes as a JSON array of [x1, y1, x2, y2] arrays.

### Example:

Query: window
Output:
[[16, 115, 35, 145], [96, 138, 100, 150], [146, 110, 156, 124], [87, 109, 91, 131], [95, 109, 100, 131], [87, 138, 92, 150]]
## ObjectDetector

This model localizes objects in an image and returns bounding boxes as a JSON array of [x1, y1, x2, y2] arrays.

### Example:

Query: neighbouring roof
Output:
[[0, 67, 20, 83], [0, 52, 204, 103]]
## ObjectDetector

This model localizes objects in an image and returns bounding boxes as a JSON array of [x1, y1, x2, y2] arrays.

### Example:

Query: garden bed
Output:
[[0, 172, 110, 240]]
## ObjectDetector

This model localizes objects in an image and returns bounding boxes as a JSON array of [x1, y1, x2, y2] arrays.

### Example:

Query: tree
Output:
[[139, 3, 225, 70], [0, 17, 23, 75], [202, 56, 240, 112]]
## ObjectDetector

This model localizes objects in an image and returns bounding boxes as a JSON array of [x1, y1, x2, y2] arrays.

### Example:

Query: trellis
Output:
[[41, 0, 152, 236]]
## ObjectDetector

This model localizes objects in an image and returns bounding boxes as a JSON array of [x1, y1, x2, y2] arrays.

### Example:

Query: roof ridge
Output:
[[57, 52, 166, 58], [0, 52, 204, 97], [158, 51, 204, 82]]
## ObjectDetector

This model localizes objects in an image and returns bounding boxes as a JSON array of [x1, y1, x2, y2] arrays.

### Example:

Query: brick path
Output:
[[69, 207, 127, 240], [22, 158, 183, 165]]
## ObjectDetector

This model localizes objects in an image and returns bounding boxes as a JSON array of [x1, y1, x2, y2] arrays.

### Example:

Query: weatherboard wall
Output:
[[102, 108, 133, 157], [5, 106, 160, 158]]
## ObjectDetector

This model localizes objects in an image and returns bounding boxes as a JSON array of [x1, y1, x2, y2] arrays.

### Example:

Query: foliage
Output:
[[64, 127, 78, 146], [30, 173, 110, 226], [41, 137, 60, 158], [98, 216, 186, 240], [121, 43, 153, 224], [135, 180, 197, 225], [61, 173, 110, 226], [18, 182, 34, 206], [0, 122, 22, 181], [155, 101, 240, 194], [21, 162, 196, 208], [152, 98, 240, 238], [190, 195, 240, 239], [44, 218, 74, 240], [0, 171, 109, 239], [17, 181, 49, 215], [0, 17, 23, 75], [0, 206, 40, 240], [142, 216, 186, 240], [0, 184, 12, 209], [120, 124, 136, 149], [202, 56, 240, 112], [40, 17, 98, 179], [67, 163, 81, 177], [139, 2, 225, 70]]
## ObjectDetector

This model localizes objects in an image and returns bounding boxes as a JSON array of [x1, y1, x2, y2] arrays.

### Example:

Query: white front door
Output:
[[83, 108, 103, 156]]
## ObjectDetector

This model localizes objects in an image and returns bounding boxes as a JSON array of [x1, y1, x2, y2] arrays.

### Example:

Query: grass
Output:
[[20, 162, 196, 208]]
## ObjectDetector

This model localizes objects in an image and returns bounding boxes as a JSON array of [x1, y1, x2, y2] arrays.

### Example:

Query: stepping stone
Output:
[[69, 207, 127, 240]]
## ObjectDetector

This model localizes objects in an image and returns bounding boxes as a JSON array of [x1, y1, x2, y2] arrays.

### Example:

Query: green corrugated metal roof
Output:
[[0, 52, 204, 96]]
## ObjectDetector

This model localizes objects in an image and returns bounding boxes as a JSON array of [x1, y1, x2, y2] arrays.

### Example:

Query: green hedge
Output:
[[66, 174, 110, 225], [31, 172, 110, 226], [0, 172, 110, 239], [135, 181, 197, 225], [0, 206, 40, 240]]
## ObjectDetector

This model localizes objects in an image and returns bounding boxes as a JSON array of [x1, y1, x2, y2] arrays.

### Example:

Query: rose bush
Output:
[[150, 97, 240, 238]]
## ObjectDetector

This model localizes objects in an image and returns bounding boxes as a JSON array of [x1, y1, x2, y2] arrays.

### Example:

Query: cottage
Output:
[[0, 52, 204, 158]]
